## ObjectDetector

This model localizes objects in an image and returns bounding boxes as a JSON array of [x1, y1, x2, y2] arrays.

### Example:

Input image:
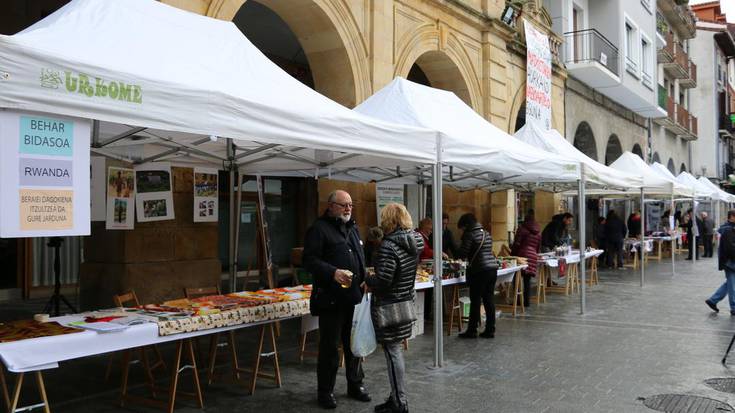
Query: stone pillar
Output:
[[490, 189, 515, 253], [79, 166, 221, 310]]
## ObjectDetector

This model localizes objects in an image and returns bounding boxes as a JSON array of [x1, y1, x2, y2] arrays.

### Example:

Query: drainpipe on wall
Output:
[[647, 118, 652, 164]]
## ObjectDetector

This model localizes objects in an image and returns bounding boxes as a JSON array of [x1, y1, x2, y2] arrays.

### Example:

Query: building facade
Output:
[[689, 2, 735, 180]]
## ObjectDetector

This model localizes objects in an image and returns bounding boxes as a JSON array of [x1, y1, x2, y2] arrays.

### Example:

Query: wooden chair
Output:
[[184, 286, 240, 385], [108, 291, 167, 400], [444, 285, 463, 336]]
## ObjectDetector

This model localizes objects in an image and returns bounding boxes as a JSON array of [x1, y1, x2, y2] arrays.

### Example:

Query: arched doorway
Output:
[[652, 152, 661, 164], [680, 163, 687, 173], [406, 51, 473, 107], [632, 144, 644, 160], [573, 122, 598, 161], [233, 0, 362, 107], [667, 159, 676, 175], [605, 134, 623, 166], [513, 102, 526, 132]]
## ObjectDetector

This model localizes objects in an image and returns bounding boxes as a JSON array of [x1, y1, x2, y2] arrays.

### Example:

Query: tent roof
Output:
[[608, 153, 691, 196], [514, 122, 642, 189], [676, 171, 717, 199], [0, 0, 438, 172], [354, 78, 580, 185], [697, 176, 735, 203]]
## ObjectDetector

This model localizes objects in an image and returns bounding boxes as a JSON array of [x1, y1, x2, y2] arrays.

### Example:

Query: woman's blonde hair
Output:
[[380, 203, 413, 234]]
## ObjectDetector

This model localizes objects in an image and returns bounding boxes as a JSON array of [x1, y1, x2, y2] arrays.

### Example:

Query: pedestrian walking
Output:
[[366, 203, 423, 413], [456, 213, 498, 338], [706, 210, 735, 315], [701, 211, 715, 258], [511, 210, 541, 307], [303, 189, 371, 409], [604, 210, 626, 269]]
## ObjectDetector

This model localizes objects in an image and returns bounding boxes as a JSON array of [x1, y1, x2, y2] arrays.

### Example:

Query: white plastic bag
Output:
[[350, 293, 377, 357]]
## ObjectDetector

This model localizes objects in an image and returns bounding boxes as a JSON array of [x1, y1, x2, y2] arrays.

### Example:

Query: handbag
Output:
[[373, 298, 417, 329]]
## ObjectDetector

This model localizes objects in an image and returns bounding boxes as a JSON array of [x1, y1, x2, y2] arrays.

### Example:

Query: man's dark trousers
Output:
[[317, 303, 364, 394]]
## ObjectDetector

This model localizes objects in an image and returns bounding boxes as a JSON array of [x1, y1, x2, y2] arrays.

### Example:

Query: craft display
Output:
[[0, 320, 83, 343]]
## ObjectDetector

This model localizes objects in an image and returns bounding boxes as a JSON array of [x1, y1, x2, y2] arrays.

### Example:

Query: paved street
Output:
[[12, 257, 735, 413]]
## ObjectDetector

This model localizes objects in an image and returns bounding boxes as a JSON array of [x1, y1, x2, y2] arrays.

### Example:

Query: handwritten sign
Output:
[[525, 20, 552, 130]]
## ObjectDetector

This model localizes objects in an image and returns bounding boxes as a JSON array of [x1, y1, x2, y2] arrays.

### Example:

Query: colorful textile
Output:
[[0, 320, 83, 343]]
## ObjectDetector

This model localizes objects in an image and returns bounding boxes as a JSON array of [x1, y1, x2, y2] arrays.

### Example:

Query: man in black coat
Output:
[[685, 209, 701, 260], [701, 211, 715, 258], [604, 211, 626, 269], [303, 190, 370, 409]]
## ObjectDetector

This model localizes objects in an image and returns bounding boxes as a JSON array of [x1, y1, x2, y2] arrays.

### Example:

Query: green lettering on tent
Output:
[[117, 83, 132, 102], [64, 72, 77, 92]]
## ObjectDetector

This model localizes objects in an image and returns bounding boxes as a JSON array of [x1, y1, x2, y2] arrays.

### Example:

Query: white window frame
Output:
[[624, 15, 640, 78], [641, 0, 652, 14], [640, 32, 654, 90]]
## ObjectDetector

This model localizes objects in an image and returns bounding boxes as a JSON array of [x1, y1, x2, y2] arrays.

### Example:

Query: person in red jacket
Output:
[[417, 217, 448, 260], [511, 210, 541, 307]]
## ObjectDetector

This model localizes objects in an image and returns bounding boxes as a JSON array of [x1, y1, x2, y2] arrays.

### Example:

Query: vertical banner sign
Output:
[[0, 110, 90, 237], [376, 183, 404, 224], [135, 162, 174, 222], [524, 19, 552, 130], [106, 166, 135, 230], [193, 167, 218, 222]]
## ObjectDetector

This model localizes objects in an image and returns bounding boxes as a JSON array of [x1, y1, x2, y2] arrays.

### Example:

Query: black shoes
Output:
[[374, 399, 408, 413], [706, 299, 719, 313], [458, 331, 477, 339], [318, 393, 337, 409], [348, 386, 371, 402], [479, 330, 495, 338]]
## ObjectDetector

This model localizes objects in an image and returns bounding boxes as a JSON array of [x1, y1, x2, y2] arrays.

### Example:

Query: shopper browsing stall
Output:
[[511, 210, 541, 307], [366, 203, 423, 413], [456, 213, 498, 339], [302, 190, 371, 409], [541, 213, 573, 252]]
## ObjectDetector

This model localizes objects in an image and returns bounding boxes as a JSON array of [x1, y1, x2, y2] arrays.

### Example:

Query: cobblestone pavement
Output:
[[11, 256, 735, 412]]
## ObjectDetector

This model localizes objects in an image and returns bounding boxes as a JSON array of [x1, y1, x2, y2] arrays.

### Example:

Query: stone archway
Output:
[[513, 102, 526, 132], [180, 0, 369, 108], [632, 144, 644, 160], [405, 50, 474, 108], [667, 159, 676, 175], [605, 134, 623, 166], [680, 163, 687, 173], [652, 152, 661, 164], [573, 121, 598, 161]]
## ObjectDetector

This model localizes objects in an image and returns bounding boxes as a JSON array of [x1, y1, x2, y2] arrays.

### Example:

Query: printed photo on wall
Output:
[[193, 167, 219, 223], [134, 162, 175, 222], [106, 167, 135, 230]]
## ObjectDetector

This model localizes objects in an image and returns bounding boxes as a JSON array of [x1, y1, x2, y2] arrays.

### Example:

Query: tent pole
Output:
[[432, 137, 444, 368], [671, 192, 675, 276], [227, 138, 237, 293], [578, 165, 586, 314], [640, 188, 645, 287]]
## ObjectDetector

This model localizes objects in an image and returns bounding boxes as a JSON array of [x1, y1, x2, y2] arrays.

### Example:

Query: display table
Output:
[[536, 250, 603, 304], [647, 233, 680, 261]]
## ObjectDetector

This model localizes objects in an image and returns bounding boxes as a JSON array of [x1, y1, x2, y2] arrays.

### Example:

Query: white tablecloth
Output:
[[0, 314, 298, 373], [414, 265, 527, 291], [540, 249, 603, 268]]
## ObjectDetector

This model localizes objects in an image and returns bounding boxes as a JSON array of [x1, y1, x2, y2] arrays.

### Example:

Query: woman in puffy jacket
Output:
[[366, 203, 423, 413], [456, 213, 498, 339], [511, 210, 541, 307]]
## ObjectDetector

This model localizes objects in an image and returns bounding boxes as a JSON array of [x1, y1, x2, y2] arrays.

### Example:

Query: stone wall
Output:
[[79, 166, 220, 309]]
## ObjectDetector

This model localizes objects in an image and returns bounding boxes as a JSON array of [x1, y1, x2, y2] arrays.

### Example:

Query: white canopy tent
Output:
[[514, 122, 642, 189], [0, 0, 466, 369], [698, 177, 735, 203], [676, 172, 718, 199]]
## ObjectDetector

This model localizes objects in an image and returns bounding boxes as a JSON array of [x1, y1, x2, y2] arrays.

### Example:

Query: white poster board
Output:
[[106, 166, 135, 230], [135, 163, 174, 222], [0, 109, 90, 237], [524, 19, 552, 130], [193, 167, 218, 222], [376, 183, 404, 224], [90, 156, 106, 221]]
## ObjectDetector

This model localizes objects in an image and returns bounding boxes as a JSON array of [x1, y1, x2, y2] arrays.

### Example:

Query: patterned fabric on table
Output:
[[155, 285, 312, 336], [0, 320, 83, 343]]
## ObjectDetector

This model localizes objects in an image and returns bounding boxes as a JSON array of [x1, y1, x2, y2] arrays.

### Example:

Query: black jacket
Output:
[[367, 229, 423, 343], [702, 217, 714, 236], [627, 215, 641, 238], [541, 214, 568, 251], [428, 228, 458, 257], [456, 223, 498, 275], [604, 216, 626, 243], [303, 214, 365, 314]]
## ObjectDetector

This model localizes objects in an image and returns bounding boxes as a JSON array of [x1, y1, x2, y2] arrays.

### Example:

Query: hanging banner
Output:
[[135, 162, 174, 222], [90, 156, 106, 221], [376, 183, 404, 224], [524, 19, 552, 130], [106, 166, 135, 230], [0, 110, 90, 237], [193, 167, 218, 222]]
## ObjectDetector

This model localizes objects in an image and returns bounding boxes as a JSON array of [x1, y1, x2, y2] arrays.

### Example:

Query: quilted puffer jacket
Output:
[[511, 219, 541, 276], [457, 223, 498, 275], [366, 229, 424, 343]]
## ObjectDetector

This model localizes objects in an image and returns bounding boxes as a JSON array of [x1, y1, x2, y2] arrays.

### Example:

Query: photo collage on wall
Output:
[[135, 163, 175, 223], [105, 166, 135, 230], [193, 167, 218, 222]]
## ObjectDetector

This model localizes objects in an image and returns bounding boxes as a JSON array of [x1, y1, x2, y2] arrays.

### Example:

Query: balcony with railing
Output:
[[655, 95, 697, 139], [680, 59, 697, 88], [720, 114, 735, 138], [662, 36, 690, 80], [658, 0, 697, 40], [562, 29, 620, 88]]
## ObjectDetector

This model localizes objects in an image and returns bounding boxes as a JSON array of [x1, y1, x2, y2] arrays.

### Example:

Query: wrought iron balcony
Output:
[[562, 29, 620, 87]]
